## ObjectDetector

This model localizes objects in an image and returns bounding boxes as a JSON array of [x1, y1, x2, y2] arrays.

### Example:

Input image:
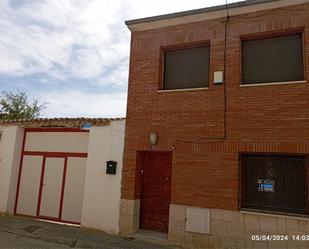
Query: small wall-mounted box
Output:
[[214, 71, 223, 85], [186, 207, 210, 234], [106, 160, 117, 175]]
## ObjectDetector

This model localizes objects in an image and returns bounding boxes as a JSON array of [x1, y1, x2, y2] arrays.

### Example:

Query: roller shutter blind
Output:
[[242, 34, 304, 84], [163, 46, 210, 90]]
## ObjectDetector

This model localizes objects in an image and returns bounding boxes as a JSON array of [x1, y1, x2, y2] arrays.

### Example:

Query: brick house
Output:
[[120, 0, 309, 248]]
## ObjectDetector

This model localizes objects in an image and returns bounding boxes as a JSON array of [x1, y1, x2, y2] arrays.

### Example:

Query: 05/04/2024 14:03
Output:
[[251, 234, 309, 241]]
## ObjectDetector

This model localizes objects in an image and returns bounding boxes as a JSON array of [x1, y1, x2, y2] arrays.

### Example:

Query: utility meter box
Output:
[[106, 160, 117, 175], [214, 71, 223, 85]]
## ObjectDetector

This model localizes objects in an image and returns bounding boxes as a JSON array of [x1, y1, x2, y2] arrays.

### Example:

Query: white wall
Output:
[[25, 132, 89, 153], [0, 126, 24, 213], [81, 120, 125, 234]]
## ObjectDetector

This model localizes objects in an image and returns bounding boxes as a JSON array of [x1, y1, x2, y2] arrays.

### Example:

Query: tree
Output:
[[0, 90, 46, 120]]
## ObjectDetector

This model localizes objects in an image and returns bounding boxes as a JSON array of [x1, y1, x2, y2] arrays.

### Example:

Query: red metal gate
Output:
[[14, 128, 88, 225]]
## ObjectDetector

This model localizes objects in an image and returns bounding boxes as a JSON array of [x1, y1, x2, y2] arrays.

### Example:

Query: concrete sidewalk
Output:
[[0, 214, 179, 249]]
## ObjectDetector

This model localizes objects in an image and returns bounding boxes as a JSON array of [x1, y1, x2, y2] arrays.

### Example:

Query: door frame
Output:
[[139, 150, 173, 233], [14, 128, 88, 225]]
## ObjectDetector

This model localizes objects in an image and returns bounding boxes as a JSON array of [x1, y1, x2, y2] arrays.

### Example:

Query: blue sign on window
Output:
[[257, 179, 275, 192]]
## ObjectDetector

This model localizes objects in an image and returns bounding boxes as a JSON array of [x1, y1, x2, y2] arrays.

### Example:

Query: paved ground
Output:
[[0, 214, 179, 249]]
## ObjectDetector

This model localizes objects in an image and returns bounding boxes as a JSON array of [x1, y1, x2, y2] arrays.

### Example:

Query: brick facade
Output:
[[120, 4, 309, 248], [122, 1, 309, 208]]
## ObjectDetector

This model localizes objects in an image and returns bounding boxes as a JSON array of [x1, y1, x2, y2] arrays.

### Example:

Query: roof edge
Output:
[[125, 0, 307, 31], [125, 0, 272, 26]]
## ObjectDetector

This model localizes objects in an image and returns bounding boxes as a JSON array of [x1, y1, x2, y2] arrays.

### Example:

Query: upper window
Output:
[[163, 45, 210, 90], [241, 33, 304, 84]]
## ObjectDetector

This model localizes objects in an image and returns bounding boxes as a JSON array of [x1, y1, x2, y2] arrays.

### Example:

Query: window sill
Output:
[[239, 80, 307, 87], [157, 87, 209, 93], [240, 208, 309, 221]]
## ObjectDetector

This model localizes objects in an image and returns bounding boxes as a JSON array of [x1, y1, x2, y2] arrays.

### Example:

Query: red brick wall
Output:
[[122, 2, 309, 211]]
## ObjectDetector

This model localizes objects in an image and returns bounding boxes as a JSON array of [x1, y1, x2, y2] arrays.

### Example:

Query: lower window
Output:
[[242, 154, 306, 214]]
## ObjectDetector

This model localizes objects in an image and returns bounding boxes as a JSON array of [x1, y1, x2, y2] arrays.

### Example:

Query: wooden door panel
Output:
[[39, 157, 64, 218], [61, 157, 87, 222], [140, 151, 172, 233], [16, 156, 43, 216]]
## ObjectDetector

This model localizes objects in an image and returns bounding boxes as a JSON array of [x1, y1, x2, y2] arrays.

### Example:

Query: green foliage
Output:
[[0, 90, 46, 120]]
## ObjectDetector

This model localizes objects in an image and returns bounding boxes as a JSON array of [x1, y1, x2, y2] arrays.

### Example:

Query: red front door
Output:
[[140, 151, 172, 233]]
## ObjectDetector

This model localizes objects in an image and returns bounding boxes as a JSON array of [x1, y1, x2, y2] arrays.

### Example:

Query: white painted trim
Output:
[[239, 80, 307, 87], [127, 0, 309, 31], [240, 209, 309, 221], [157, 87, 209, 93]]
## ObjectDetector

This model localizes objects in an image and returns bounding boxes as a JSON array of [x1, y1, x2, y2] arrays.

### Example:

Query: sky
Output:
[[0, 0, 243, 118]]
